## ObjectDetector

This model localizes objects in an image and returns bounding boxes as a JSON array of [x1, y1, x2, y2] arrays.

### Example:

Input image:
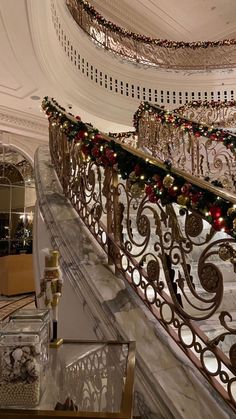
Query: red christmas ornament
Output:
[[75, 130, 86, 141], [209, 205, 222, 219], [94, 133, 103, 141], [213, 218, 225, 231], [105, 149, 117, 165], [168, 186, 178, 197], [75, 116, 81, 120], [194, 132, 201, 137]]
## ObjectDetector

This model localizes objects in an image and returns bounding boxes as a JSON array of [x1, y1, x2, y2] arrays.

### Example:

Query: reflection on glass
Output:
[[40, 342, 132, 415], [0, 146, 35, 257]]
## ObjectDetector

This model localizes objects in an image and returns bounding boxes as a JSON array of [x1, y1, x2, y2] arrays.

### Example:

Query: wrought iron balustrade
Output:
[[66, 0, 236, 70], [135, 102, 236, 193], [176, 100, 236, 128], [64, 342, 130, 413], [45, 97, 236, 413]]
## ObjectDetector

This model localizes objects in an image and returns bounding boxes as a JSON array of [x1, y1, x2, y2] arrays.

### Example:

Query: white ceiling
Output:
[[89, 0, 236, 41], [0, 0, 133, 139]]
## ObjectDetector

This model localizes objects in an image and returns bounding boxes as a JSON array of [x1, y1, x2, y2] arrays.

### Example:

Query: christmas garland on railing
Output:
[[176, 99, 236, 113], [42, 97, 236, 238], [134, 102, 236, 153], [70, 0, 236, 49]]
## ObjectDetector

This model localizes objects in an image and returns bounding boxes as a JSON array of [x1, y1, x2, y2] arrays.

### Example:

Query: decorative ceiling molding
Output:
[[0, 105, 48, 140]]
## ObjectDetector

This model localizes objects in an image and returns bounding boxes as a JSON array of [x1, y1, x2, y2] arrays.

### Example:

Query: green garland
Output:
[[42, 97, 236, 238]]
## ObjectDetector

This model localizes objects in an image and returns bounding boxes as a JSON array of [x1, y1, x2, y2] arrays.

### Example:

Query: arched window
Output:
[[0, 145, 35, 256]]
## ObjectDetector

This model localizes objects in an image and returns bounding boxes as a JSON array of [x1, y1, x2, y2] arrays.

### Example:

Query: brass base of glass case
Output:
[[49, 338, 64, 348]]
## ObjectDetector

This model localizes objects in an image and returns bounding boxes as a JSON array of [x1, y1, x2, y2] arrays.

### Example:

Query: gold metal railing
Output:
[[66, 0, 236, 70], [176, 100, 236, 128], [43, 97, 236, 413], [135, 102, 236, 193]]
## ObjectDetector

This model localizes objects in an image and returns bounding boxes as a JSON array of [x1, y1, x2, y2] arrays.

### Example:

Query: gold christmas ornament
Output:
[[130, 183, 144, 198], [227, 207, 236, 216], [177, 195, 189, 206], [233, 218, 236, 229], [163, 174, 174, 188]]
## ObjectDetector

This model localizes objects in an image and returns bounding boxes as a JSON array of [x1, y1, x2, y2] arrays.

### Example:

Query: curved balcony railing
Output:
[[42, 96, 236, 413], [176, 100, 236, 128], [66, 0, 236, 70], [134, 102, 236, 192]]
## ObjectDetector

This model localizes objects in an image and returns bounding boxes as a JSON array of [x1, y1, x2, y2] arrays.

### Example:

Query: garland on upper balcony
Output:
[[72, 0, 236, 49], [133, 102, 236, 153], [42, 97, 236, 238]]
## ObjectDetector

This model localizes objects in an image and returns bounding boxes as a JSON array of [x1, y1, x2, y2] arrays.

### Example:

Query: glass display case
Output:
[[10, 308, 51, 342], [0, 322, 48, 407], [0, 340, 135, 418]]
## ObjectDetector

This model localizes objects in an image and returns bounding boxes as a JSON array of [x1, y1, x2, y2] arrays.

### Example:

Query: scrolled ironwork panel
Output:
[[64, 344, 128, 412], [177, 102, 236, 129], [137, 110, 236, 192]]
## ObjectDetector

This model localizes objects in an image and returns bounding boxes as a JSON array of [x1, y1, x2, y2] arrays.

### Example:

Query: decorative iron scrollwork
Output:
[[185, 212, 203, 237], [198, 263, 222, 293], [147, 260, 160, 282]]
